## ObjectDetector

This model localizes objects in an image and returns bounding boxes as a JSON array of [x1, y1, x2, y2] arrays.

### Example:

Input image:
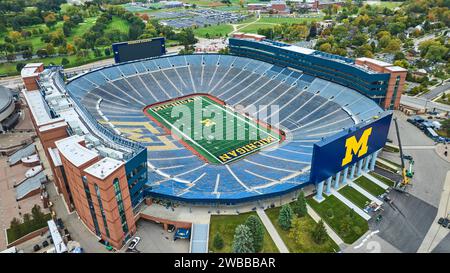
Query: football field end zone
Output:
[[142, 93, 285, 165]]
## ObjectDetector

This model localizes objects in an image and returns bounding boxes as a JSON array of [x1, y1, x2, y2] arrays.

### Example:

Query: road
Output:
[[420, 82, 450, 100], [400, 95, 450, 113]]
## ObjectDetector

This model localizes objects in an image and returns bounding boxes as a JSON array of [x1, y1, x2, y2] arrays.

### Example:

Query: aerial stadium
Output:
[[21, 34, 406, 249], [62, 35, 403, 203]]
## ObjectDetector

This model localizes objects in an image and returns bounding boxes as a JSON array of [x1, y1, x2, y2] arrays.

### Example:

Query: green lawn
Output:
[[369, 172, 395, 187], [146, 95, 281, 164], [338, 186, 371, 209], [106, 16, 130, 34], [208, 212, 279, 253], [193, 24, 234, 38], [354, 176, 386, 196], [307, 195, 368, 244], [6, 213, 52, 243], [67, 17, 98, 44], [265, 207, 339, 253], [238, 23, 275, 33]]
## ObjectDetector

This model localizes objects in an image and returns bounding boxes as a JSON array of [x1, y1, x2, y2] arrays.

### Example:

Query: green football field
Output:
[[145, 95, 282, 164]]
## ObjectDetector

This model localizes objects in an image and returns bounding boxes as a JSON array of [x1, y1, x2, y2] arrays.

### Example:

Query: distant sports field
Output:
[[145, 95, 283, 164]]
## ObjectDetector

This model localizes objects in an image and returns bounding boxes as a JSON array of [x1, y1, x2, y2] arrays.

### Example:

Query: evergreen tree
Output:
[[292, 191, 308, 217], [245, 215, 264, 252], [213, 232, 224, 250], [311, 220, 328, 244], [278, 204, 293, 230], [232, 225, 254, 253]]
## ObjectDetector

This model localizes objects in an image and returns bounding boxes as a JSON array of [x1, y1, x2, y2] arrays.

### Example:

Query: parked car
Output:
[[33, 244, 41, 252], [403, 155, 413, 161], [56, 218, 64, 229], [442, 218, 450, 228], [167, 224, 176, 233], [42, 240, 49, 248], [127, 236, 141, 251], [438, 217, 445, 225]]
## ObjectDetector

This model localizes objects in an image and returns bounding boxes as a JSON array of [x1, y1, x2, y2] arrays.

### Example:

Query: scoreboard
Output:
[[310, 112, 392, 184], [112, 37, 166, 63]]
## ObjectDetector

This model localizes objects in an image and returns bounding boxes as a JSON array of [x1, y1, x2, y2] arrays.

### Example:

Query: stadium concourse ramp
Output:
[[190, 224, 209, 253], [15, 171, 47, 201], [7, 143, 36, 166], [65, 54, 384, 204]]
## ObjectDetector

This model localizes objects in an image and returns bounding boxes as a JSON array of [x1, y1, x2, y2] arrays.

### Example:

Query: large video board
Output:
[[112, 37, 166, 63], [310, 112, 392, 183]]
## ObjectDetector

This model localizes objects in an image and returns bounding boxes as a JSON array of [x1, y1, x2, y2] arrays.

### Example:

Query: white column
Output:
[[364, 155, 371, 172], [315, 180, 325, 201], [342, 167, 349, 185], [325, 176, 332, 195], [334, 171, 341, 189], [350, 164, 356, 179], [370, 151, 378, 171], [357, 160, 363, 176]]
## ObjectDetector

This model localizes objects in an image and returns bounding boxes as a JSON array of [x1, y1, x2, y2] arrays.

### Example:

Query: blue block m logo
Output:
[[341, 127, 373, 167]]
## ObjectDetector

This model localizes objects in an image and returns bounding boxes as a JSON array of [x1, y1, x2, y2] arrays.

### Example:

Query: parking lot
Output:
[[124, 220, 190, 253], [161, 9, 247, 29]]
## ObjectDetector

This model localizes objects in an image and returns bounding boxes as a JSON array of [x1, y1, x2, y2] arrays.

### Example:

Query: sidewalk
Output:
[[331, 189, 371, 220], [256, 209, 289, 253], [417, 171, 450, 253], [306, 204, 344, 246], [377, 158, 400, 171], [349, 182, 383, 206], [362, 173, 389, 190]]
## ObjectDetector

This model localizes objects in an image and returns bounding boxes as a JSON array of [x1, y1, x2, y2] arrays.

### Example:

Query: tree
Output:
[[441, 119, 450, 137], [319, 43, 332, 53], [311, 220, 328, 244], [23, 213, 32, 224], [278, 204, 293, 230], [245, 215, 264, 252], [22, 50, 33, 59], [232, 225, 254, 253], [31, 205, 44, 223], [292, 191, 308, 217], [178, 28, 198, 48], [16, 63, 26, 72], [213, 232, 224, 250], [66, 43, 76, 55], [36, 48, 48, 58], [61, 57, 70, 66], [9, 217, 21, 238], [44, 12, 57, 28]]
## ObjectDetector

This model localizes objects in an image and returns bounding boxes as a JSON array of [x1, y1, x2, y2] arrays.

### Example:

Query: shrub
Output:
[[326, 208, 334, 219]]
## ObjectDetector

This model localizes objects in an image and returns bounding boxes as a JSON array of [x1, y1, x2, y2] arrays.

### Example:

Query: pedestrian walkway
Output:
[[348, 183, 383, 206], [256, 209, 289, 253], [306, 204, 344, 246], [331, 189, 371, 220], [377, 158, 400, 171], [362, 173, 389, 190]]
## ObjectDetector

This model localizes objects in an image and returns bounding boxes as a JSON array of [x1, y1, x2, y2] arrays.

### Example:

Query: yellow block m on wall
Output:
[[341, 127, 373, 166]]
